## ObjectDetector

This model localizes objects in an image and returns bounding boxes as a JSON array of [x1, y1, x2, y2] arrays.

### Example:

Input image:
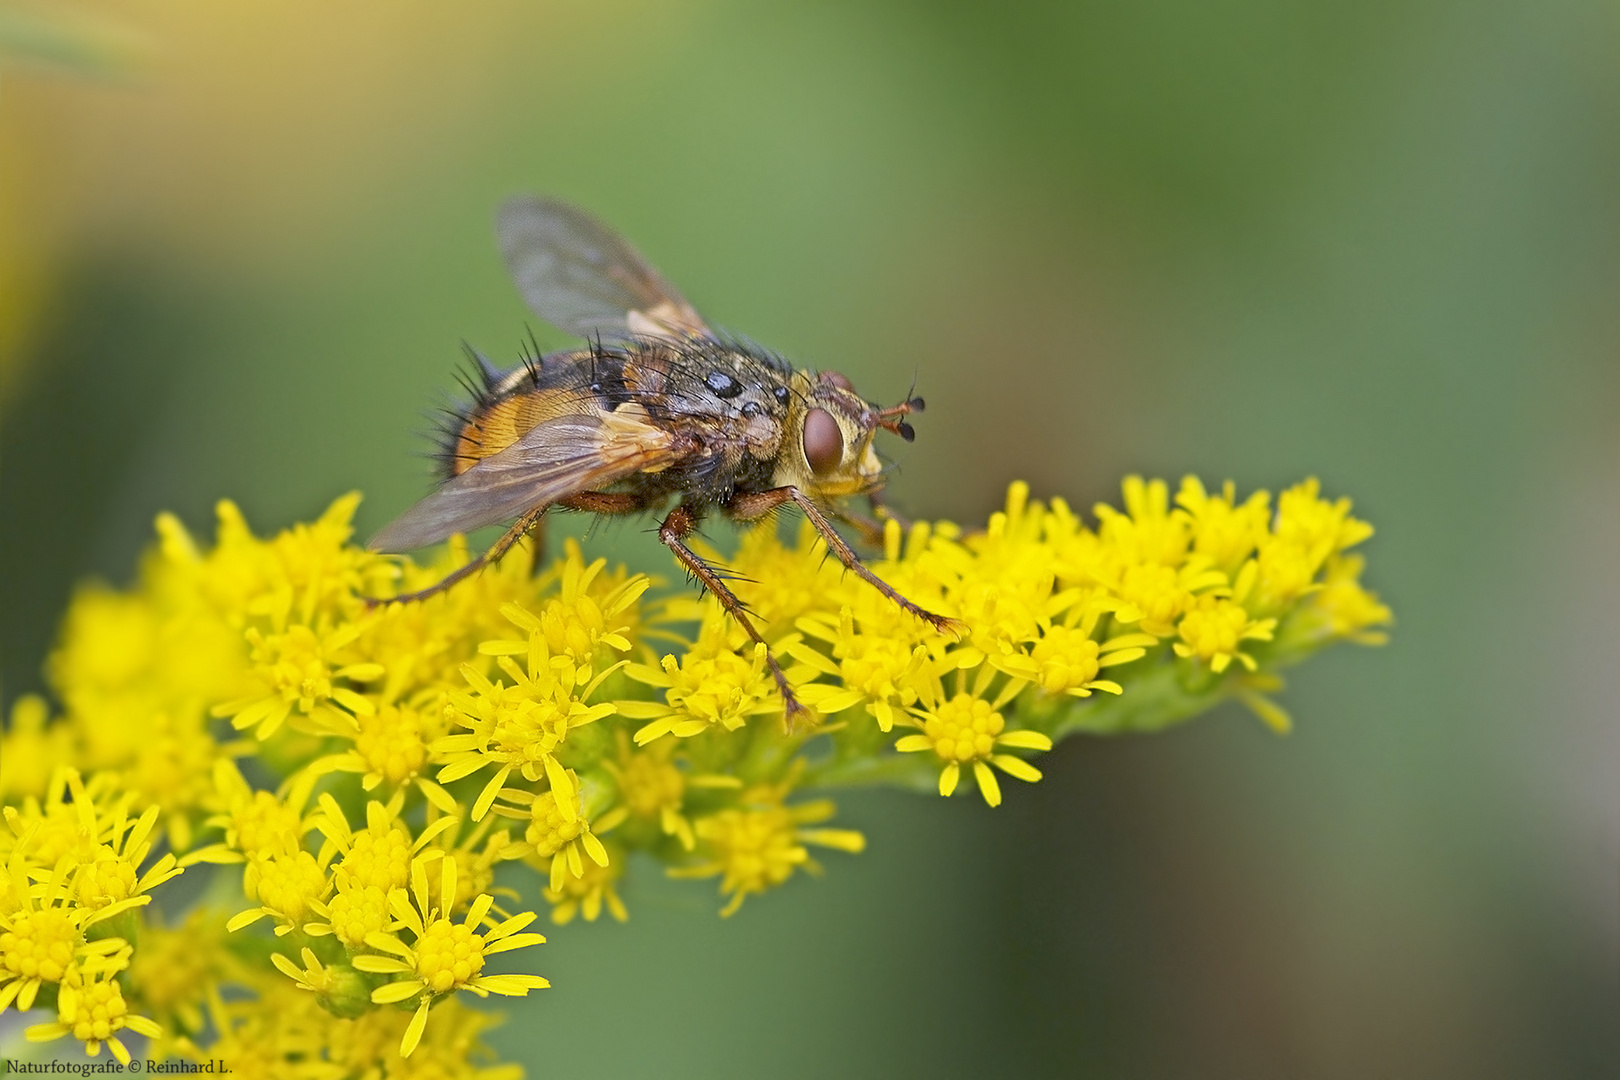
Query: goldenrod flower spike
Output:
[[2, 478, 1386, 1072]]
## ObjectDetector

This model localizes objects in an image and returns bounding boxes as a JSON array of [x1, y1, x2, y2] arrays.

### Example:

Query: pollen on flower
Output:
[[692, 808, 805, 915], [792, 608, 929, 729], [1307, 554, 1392, 644], [1116, 563, 1191, 630], [417, 832, 506, 915], [495, 779, 610, 893], [1177, 477, 1269, 570], [1255, 538, 1319, 609], [76, 974, 127, 1032], [710, 519, 841, 630], [219, 786, 308, 861], [71, 847, 140, 911], [504, 539, 649, 669], [27, 963, 160, 1064], [56, 974, 134, 1052], [1095, 476, 1190, 567], [436, 644, 616, 821], [222, 620, 380, 739]]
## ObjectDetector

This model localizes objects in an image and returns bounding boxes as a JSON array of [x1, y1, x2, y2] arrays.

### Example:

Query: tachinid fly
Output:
[[370, 197, 950, 727]]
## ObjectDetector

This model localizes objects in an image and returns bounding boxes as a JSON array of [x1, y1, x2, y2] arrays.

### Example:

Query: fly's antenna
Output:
[[874, 395, 922, 443]]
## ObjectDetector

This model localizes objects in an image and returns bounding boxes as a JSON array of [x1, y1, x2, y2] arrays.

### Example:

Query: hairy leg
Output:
[[369, 503, 548, 606], [729, 486, 959, 635], [658, 504, 811, 731], [371, 490, 650, 606]]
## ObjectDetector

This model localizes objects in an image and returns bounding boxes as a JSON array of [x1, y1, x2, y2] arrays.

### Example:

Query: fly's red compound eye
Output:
[[818, 371, 854, 392], [803, 408, 844, 474]]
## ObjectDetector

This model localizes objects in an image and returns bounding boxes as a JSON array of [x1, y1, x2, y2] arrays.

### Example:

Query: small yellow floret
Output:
[[324, 884, 393, 949], [1173, 594, 1276, 673], [339, 825, 412, 894], [1, 908, 77, 985], [414, 918, 487, 993], [679, 798, 864, 917], [353, 705, 428, 787], [244, 849, 327, 927]]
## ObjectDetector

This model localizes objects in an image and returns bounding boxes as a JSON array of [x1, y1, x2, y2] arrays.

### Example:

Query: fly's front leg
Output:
[[739, 486, 960, 637], [657, 504, 811, 731], [369, 504, 548, 606]]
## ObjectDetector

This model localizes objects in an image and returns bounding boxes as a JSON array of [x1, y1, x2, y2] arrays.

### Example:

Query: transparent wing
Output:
[[497, 196, 711, 342], [369, 412, 682, 551]]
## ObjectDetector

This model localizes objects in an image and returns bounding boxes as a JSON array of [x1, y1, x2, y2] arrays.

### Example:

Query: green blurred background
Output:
[[2, 1, 1615, 1076]]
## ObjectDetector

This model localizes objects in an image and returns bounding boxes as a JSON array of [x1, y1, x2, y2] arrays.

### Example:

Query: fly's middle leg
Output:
[[657, 503, 812, 732]]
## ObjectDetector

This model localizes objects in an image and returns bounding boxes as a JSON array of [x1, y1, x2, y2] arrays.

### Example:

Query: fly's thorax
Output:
[[652, 343, 794, 458]]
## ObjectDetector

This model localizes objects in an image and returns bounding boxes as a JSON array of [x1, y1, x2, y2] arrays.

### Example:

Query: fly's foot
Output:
[[919, 609, 968, 641], [781, 690, 818, 736], [764, 652, 819, 735]]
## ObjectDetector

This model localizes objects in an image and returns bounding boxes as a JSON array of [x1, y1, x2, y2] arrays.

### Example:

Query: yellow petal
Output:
[[400, 998, 432, 1058], [995, 730, 1052, 752], [372, 979, 424, 1005], [990, 754, 1043, 784], [353, 955, 413, 975], [973, 760, 1002, 807]]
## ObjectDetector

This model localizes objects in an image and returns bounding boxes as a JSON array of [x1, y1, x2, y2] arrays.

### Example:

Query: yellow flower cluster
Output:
[[0, 475, 1387, 1073]]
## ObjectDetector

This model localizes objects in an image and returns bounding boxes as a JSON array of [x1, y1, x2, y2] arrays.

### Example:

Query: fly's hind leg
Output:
[[556, 491, 646, 515], [373, 490, 647, 607], [370, 504, 548, 607], [657, 504, 812, 733]]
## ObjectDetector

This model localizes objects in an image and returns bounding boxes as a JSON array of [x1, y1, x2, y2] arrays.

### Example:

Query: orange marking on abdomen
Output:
[[448, 389, 589, 475]]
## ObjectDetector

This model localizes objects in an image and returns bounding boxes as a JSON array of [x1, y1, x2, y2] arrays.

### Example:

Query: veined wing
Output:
[[497, 196, 711, 342], [369, 410, 683, 552]]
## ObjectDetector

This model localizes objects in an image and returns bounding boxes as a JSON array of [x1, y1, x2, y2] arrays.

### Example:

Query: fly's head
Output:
[[773, 369, 924, 500]]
